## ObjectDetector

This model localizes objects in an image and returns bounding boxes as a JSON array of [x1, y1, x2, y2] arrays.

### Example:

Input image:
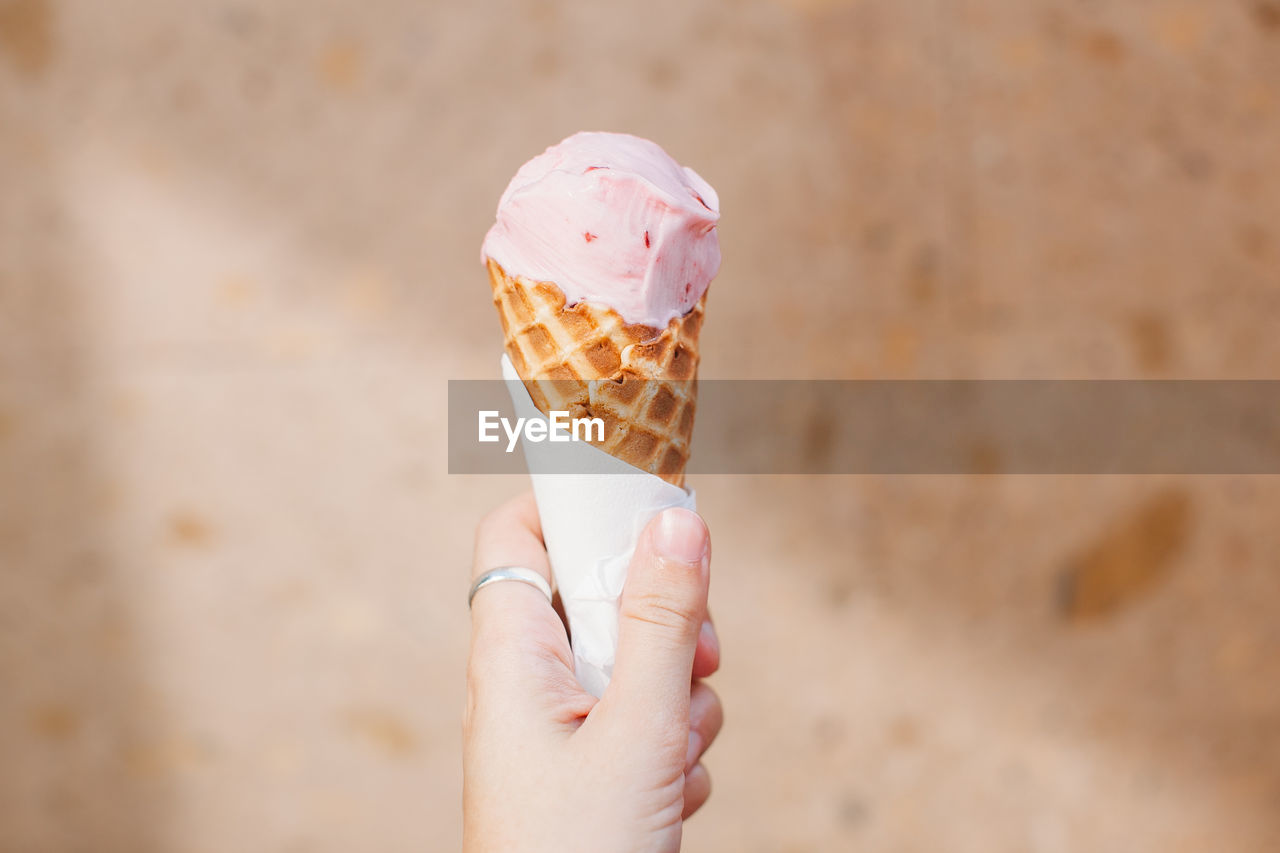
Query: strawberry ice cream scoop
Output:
[[481, 131, 721, 329]]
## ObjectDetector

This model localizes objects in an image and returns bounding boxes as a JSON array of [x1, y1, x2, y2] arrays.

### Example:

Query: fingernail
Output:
[[699, 619, 719, 657], [655, 508, 708, 565], [685, 731, 702, 771]]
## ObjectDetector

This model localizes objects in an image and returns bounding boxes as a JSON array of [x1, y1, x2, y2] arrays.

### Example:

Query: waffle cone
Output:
[[487, 259, 703, 487]]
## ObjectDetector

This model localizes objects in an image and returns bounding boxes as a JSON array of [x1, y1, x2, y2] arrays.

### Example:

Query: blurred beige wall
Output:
[[1, 0, 1278, 851]]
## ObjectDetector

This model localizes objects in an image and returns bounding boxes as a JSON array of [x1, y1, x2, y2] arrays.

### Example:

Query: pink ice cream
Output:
[[481, 131, 721, 329]]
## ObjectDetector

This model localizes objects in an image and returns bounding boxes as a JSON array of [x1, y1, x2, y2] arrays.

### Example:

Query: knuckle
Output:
[[464, 652, 490, 701], [708, 702, 724, 736], [705, 688, 724, 720], [473, 506, 507, 550], [622, 590, 700, 633], [466, 637, 513, 691], [474, 493, 527, 546], [469, 627, 517, 673], [692, 680, 719, 705], [692, 684, 724, 729]]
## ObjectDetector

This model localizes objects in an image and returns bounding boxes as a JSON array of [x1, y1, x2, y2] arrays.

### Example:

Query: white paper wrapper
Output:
[[501, 354, 695, 697]]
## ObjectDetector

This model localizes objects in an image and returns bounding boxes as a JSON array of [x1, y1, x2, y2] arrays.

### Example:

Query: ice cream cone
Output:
[[488, 258, 704, 487], [481, 131, 719, 696]]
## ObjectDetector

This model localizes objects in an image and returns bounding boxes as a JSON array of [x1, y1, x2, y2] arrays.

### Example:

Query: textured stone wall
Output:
[[1, 1, 1277, 850]]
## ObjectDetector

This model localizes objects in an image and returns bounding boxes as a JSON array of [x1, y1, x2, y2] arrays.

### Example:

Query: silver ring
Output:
[[468, 566, 553, 609]]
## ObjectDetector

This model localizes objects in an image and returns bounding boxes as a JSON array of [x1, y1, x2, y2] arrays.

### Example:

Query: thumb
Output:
[[604, 508, 710, 729]]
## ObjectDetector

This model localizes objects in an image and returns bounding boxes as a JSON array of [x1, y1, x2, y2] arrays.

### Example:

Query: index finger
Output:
[[471, 490, 555, 618], [469, 491, 574, 680], [471, 490, 552, 585]]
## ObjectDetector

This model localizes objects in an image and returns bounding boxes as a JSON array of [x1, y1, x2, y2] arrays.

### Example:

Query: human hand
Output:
[[463, 492, 722, 853]]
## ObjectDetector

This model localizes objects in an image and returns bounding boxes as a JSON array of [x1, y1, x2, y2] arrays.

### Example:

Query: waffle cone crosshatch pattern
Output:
[[488, 259, 704, 487]]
